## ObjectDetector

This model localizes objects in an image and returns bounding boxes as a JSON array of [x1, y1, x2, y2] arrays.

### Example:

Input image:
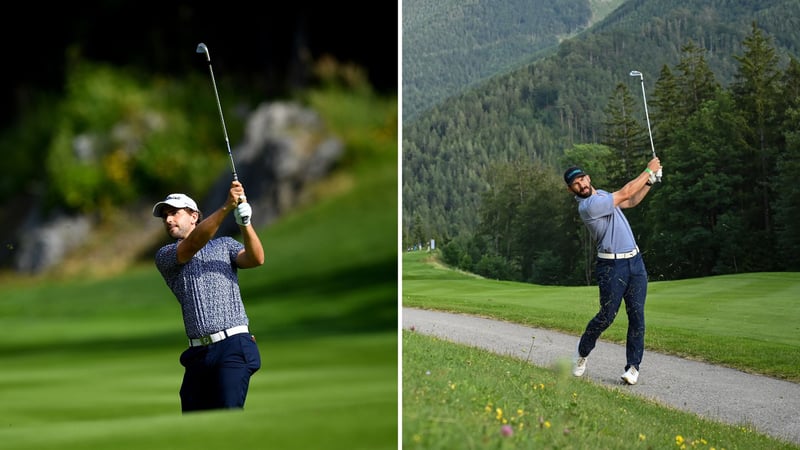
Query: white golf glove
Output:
[[234, 202, 252, 226], [648, 169, 658, 185]]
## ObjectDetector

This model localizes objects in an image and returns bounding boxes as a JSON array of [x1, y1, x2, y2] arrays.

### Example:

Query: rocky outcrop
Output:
[[10, 101, 343, 274]]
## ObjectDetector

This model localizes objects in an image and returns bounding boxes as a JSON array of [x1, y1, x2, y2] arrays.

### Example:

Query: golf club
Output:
[[629, 70, 662, 182], [197, 42, 239, 182]]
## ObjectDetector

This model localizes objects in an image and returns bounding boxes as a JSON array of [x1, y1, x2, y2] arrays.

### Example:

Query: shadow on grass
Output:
[[0, 258, 397, 358], [247, 258, 398, 340]]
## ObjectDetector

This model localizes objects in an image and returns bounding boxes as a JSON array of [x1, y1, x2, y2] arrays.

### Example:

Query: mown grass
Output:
[[0, 87, 398, 450], [403, 251, 800, 382], [403, 331, 798, 450]]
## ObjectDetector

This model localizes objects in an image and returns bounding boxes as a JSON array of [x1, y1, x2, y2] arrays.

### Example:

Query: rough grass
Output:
[[403, 330, 799, 450]]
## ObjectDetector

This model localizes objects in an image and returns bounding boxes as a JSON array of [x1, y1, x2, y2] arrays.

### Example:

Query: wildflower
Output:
[[496, 408, 503, 421], [500, 425, 513, 437], [538, 416, 550, 428], [485, 404, 492, 413], [425, 370, 431, 376], [639, 433, 646, 441], [449, 382, 456, 390]]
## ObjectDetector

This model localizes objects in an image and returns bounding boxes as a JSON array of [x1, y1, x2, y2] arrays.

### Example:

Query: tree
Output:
[[601, 83, 649, 187], [773, 58, 800, 269], [731, 22, 782, 245]]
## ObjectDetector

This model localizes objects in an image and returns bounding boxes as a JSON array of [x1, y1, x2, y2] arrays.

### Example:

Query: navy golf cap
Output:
[[563, 166, 587, 185]]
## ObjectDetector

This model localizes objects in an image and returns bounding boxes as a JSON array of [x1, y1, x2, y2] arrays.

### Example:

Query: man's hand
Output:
[[227, 181, 246, 209], [234, 202, 252, 226]]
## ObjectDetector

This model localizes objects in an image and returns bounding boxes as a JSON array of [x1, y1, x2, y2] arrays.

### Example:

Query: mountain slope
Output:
[[402, 0, 800, 241], [402, 0, 627, 122]]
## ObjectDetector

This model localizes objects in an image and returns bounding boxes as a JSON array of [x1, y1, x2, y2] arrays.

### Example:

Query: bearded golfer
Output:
[[565, 157, 661, 385], [153, 180, 264, 412]]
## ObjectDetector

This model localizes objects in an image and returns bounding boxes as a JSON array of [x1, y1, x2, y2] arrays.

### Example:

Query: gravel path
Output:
[[402, 307, 800, 446]]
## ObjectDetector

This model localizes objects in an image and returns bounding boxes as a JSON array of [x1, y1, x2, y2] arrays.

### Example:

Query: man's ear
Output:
[[190, 211, 199, 225]]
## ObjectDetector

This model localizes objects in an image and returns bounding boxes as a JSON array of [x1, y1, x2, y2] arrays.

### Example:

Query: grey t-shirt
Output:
[[576, 189, 637, 254], [155, 237, 249, 338]]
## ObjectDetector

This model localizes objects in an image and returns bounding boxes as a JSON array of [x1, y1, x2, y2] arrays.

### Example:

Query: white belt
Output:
[[189, 325, 249, 347], [597, 247, 639, 260]]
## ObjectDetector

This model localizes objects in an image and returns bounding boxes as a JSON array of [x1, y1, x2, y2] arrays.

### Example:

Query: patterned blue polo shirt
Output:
[[576, 189, 638, 255], [156, 237, 249, 338]]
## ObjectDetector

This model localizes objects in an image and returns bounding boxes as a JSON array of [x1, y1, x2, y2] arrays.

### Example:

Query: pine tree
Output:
[[601, 83, 649, 187]]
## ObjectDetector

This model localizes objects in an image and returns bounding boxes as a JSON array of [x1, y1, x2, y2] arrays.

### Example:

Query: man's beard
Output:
[[576, 186, 592, 198]]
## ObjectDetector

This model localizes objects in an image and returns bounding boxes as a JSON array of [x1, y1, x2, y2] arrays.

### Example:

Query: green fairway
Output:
[[402, 250, 800, 381], [0, 91, 399, 450]]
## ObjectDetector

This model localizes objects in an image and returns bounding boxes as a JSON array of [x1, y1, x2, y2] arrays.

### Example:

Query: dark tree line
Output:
[[403, 1, 800, 249], [429, 24, 800, 284]]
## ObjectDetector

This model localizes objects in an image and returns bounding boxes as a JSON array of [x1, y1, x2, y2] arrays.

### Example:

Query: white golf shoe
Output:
[[621, 367, 639, 385], [572, 352, 588, 377]]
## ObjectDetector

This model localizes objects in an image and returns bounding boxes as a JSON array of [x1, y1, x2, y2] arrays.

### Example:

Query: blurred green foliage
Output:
[[1, 59, 248, 215]]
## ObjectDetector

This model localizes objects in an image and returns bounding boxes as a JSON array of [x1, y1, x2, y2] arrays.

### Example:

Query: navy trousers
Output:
[[578, 253, 647, 370], [179, 333, 261, 412]]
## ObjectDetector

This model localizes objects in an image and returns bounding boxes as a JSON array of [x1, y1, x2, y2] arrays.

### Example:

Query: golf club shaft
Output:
[[630, 70, 662, 181], [637, 78, 657, 160], [197, 43, 238, 181]]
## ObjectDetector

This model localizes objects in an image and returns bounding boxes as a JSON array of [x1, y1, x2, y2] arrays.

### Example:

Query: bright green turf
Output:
[[403, 251, 800, 381], [0, 90, 398, 450]]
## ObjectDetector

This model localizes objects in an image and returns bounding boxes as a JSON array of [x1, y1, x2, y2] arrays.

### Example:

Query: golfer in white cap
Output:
[[152, 180, 264, 412]]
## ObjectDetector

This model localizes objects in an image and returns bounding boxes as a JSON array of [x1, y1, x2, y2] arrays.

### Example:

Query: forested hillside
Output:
[[402, 0, 626, 122], [402, 0, 800, 284]]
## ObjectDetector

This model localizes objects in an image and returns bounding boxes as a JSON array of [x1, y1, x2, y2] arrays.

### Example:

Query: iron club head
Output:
[[196, 43, 210, 61], [629, 70, 643, 79]]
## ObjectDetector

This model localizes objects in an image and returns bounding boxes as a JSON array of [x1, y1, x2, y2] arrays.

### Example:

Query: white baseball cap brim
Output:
[[152, 193, 199, 217]]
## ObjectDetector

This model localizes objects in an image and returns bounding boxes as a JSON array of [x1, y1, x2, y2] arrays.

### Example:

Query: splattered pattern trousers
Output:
[[578, 253, 647, 370]]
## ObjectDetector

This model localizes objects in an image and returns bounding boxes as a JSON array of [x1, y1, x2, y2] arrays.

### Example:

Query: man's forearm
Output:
[[618, 171, 652, 209], [238, 225, 265, 268], [177, 205, 233, 263]]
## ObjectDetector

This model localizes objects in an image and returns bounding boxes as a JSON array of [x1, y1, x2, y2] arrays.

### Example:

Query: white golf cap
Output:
[[152, 193, 199, 217]]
